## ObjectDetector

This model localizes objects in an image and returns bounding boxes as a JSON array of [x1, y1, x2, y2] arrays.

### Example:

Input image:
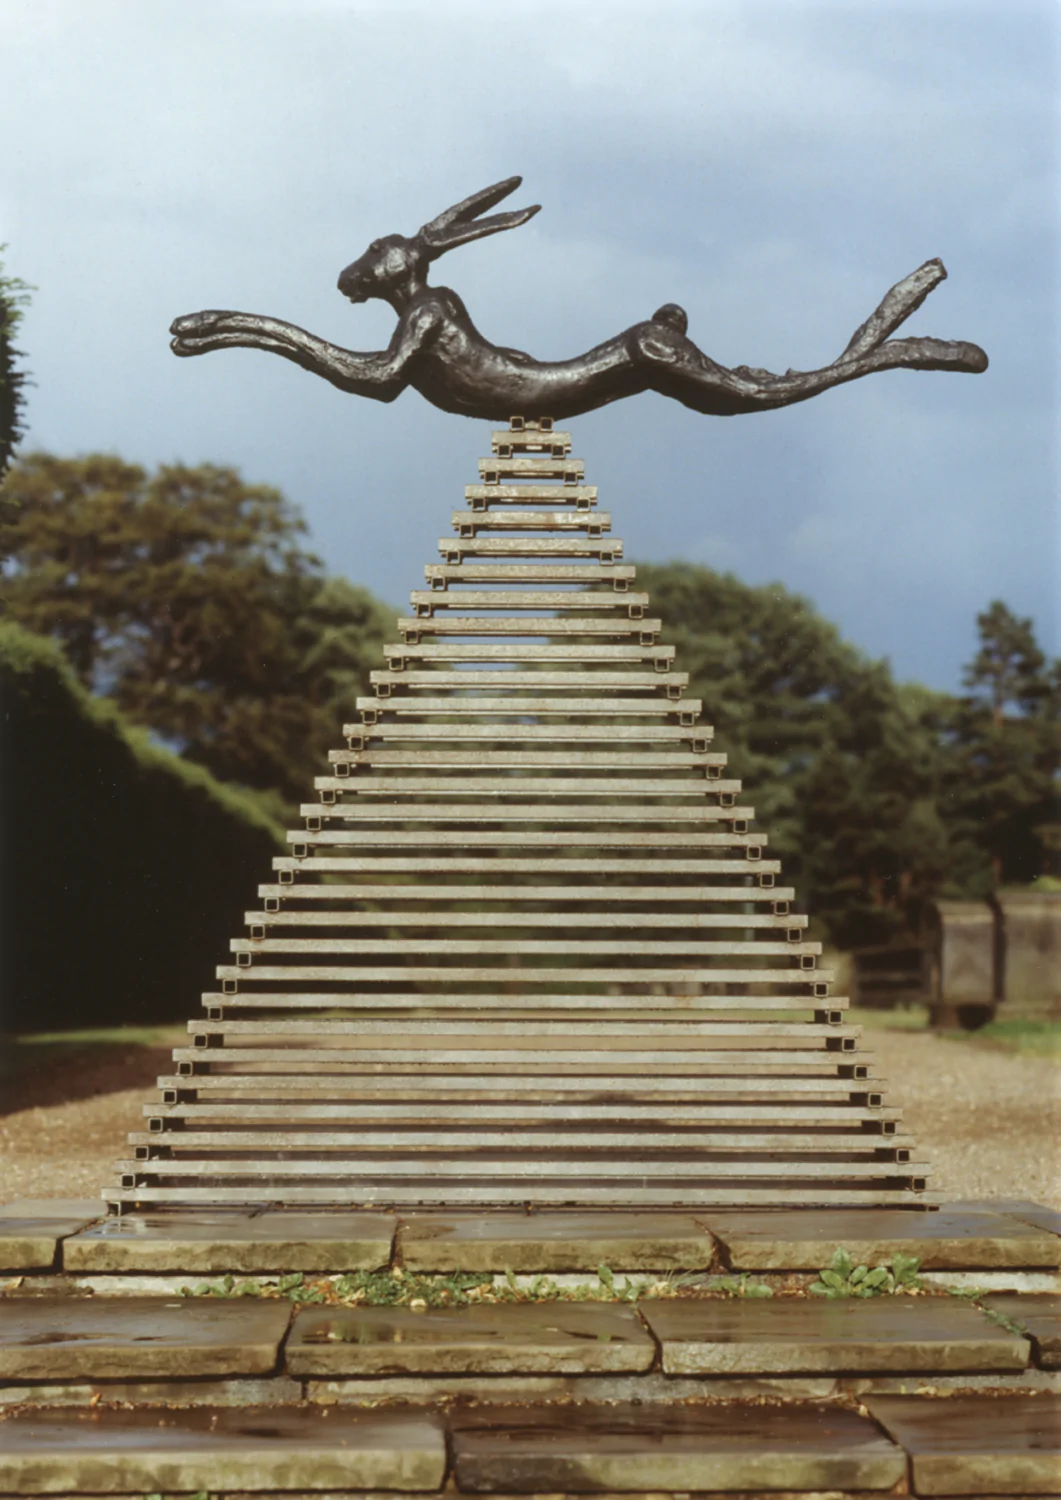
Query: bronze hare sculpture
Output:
[[170, 176, 987, 421]]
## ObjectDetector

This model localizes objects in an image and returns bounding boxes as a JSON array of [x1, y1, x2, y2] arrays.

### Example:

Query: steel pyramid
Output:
[[108, 420, 930, 1212]]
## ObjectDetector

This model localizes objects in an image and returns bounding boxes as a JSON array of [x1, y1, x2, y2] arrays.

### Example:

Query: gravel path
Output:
[[2, 1029, 1058, 1207]]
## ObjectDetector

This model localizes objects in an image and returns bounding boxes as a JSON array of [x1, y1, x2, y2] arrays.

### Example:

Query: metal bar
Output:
[[464, 486, 596, 505], [369, 671, 690, 691], [244, 911, 806, 930], [257, 884, 789, 903]]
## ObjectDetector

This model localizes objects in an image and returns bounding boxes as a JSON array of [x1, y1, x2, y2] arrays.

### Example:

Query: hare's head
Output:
[[338, 176, 539, 310]]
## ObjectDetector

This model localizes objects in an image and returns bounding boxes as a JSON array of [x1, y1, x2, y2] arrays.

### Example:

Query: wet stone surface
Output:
[[0, 1295, 292, 1380], [398, 1211, 712, 1272], [868, 1391, 1061, 1496], [704, 1207, 1061, 1270], [985, 1293, 1061, 1368], [0, 1403, 447, 1495], [639, 1294, 1029, 1375], [450, 1399, 907, 1493], [62, 1210, 397, 1273], [288, 1300, 656, 1377], [0, 1217, 101, 1274]]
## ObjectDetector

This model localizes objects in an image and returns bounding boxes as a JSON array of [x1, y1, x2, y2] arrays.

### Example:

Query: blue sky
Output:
[[2, 0, 1057, 689]]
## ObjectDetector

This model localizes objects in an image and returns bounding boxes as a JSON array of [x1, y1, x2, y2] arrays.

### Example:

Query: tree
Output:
[[0, 453, 395, 799], [940, 600, 1060, 890], [636, 563, 948, 946], [0, 249, 32, 481]]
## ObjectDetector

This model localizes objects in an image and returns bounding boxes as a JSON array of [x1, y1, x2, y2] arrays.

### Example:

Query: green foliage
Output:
[[638, 562, 951, 946], [707, 1272, 774, 1298], [180, 1264, 682, 1307], [0, 453, 395, 799], [0, 249, 32, 481], [939, 601, 1061, 891], [0, 622, 284, 1031], [809, 1246, 921, 1298]]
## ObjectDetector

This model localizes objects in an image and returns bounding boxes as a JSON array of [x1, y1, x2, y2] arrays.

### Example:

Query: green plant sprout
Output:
[[809, 1247, 922, 1298]]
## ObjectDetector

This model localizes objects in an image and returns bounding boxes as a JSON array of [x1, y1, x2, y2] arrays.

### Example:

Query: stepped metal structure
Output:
[[107, 419, 930, 1213]]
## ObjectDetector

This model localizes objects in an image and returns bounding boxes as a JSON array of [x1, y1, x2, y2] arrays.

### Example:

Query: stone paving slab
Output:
[[638, 1294, 1029, 1376], [867, 1391, 1061, 1495], [0, 1200, 103, 1221], [0, 1217, 102, 1274], [985, 1293, 1061, 1368], [951, 1198, 1061, 1240], [62, 1211, 397, 1273], [450, 1400, 907, 1493], [0, 1295, 292, 1381], [0, 1404, 447, 1494], [703, 1208, 1061, 1270], [398, 1211, 711, 1272], [0, 1374, 304, 1407], [288, 1301, 656, 1377]]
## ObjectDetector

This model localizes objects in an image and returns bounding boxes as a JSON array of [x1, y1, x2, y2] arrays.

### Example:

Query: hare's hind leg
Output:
[[627, 308, 769, 417]]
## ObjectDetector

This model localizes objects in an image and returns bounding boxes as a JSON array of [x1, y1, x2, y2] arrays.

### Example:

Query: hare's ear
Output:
[[419, 176, 540, 257]]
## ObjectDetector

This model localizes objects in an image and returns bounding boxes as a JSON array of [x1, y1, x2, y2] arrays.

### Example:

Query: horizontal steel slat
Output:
[[216, 964, 827, 984], [243, 911, 806, 931], [256, 883, 791, 904], [149, 1100, 889, 1121], [130, 1129, 909, 1153], [341, 723, 712, 742], [116, 1156, 923, 1181], [104, 1186, 928, 1208], [155, 1072, 871, 1096], [464, 485, 596, 504], [382, 641, 667, 663], [274, 858, 775, 877], [407, 591, 648, 612], [204, 992, 839, 1013], [231, 938, 817, 956], [298, 806, 752, 825], [450, 510, 610, 532], [190, 1019, 842, 1038], [369, 671, 690, 691]]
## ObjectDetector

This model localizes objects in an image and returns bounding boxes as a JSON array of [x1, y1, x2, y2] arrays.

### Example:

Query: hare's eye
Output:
[[370, 240, 382, 252]]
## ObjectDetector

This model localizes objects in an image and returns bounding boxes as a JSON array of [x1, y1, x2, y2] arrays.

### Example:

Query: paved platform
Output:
[[706, 1207, 1061, 1270], [868, 1391, 1061, 1495], [398, 1210, 713, 1272], [1, 1198, 1059, 1496], [0, 1404, 446, 1494], [63, 1210, 397, 1273], [637, 1294, 1029, 1375], [0, 1296, 292, 1380], [984, 1292, 1061, 1368], [449, 1401, 907, 1493], [3, 1200, 1058, 1276], [288, 1300, 656, 1376]]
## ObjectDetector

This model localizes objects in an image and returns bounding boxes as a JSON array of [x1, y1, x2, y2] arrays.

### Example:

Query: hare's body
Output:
[[171, 176, 987, 420]]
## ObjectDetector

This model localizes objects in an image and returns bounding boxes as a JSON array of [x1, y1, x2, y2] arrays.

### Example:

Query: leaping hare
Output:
[[170, 176, 987, 421]]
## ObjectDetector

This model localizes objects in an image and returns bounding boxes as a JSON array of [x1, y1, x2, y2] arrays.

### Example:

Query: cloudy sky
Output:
[[2, 0, 1057, 689]]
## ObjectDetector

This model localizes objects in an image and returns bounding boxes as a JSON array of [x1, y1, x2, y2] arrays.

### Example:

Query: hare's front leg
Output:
[[169, 309, 427, 403]]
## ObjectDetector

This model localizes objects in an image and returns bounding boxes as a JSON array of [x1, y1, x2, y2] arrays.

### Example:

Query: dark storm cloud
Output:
[[1, 0, 1056, 686]]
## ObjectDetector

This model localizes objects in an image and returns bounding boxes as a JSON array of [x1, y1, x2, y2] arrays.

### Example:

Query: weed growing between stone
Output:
[[809, 1247, 923, 1298], [177, 1264, 756, 1306]]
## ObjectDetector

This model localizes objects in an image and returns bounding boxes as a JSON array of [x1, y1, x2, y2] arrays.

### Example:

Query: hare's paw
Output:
[[169, 309, 238, 342]]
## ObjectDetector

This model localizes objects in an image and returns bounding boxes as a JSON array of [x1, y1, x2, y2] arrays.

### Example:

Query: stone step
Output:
[[708, 1207, 1061, 1270], [287, 1301, 656, 1377], [0, 1296, 292, 1381], [0, 1405, 446, 1494], [0, 1286, 1032, 1386], [867, 1391, 1061, 1495], [638, 1294, 1028, 1375], [3, 1392, 1058, 1495], [448, 1400, 906, 1493], [984, 1293, 1061, 1367]]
